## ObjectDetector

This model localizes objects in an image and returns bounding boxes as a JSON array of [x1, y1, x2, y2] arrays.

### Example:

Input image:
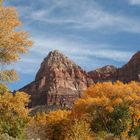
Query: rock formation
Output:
[[116, 51, 140, 82], [89, 51, 140, 83], [20, 50, 93, 107], [88, 65, 117, 83], [20, 50, 140, 108]]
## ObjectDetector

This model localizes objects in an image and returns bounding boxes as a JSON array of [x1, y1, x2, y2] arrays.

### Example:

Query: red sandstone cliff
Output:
[[89, 51, 140, 83], [116, 51, 140, 82], [20, 50, 140, 108], [20, 50, 93, 107], [88, 65, 117, 83]]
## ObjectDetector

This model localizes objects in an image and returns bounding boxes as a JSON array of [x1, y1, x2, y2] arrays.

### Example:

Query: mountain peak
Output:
[[20, 50, 140, 108], [43, 50, 75, 66], [48, 50, 65, 58], [88, 65, 117, 83], [129, 51, 140, 63], [20, 50, 93, 107], [95, 65, 117, 73]]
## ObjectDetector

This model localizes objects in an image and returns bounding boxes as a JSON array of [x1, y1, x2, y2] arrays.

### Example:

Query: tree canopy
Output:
[[0, 5, 32, 83]]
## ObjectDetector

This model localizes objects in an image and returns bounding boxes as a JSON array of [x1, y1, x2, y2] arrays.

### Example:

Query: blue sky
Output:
[[4, 0, 140, 90]]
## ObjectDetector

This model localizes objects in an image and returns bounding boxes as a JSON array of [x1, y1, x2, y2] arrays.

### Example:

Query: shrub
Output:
[[65, 119, 94, 140], [27, 110, 70, 140]]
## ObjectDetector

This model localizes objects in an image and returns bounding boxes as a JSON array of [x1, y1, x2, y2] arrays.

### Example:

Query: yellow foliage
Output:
[[65, 119, 94, 140], [105, 105, 114, 112], [26, 112, 47, 140], [0, 69, 18, 83], [0, 91, 30, 138], [0, 6, 32, 64], [46, 109, 71, 123], [73, 81, 140, 138], [0, 91, 30, 119], [27, 110, 71, 140], [26, 82, 140, 139], [0, 6, 32, 83], [74, 81, 140, 114]]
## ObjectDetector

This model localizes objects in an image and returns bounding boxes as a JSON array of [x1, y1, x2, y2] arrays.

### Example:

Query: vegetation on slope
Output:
[[26, 81, 140, 140]]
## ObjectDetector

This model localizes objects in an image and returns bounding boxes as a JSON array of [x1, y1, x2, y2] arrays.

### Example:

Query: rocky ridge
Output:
[[88, 65, 117, 83], [20, 50, 93, 107], [89, 51, 140, 83], [20, 50, 140, 108]]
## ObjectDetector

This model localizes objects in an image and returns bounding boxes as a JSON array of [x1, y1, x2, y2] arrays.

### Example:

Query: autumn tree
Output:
[[65, 119, 94, 140], [73, 81, 140, 139], [27, 110, 71, 140], [0, 0, 3, 6], [0, 91, 30, 139], [0, 2, 32, 139], [0, 4, 32, 85], [27, 109, 95, 140]]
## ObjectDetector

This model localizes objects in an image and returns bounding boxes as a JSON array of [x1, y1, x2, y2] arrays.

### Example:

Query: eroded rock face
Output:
[[20, 50, 93, 107], [88, 65, 117, 83], [116, 51, 140, 82], [20, 50, 140, 108], [89, 51, 140, 83]]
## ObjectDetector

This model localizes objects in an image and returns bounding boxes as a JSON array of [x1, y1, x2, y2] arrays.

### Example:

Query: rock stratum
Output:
[[20, 50, 140, 108]]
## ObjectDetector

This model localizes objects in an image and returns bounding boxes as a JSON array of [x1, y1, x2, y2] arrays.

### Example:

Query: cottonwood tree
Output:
[[0, 2, 32, 85], [0, 91, 30, 139], [74, 81, 140, 139], [0, 0, 3, 6], [0, 2, 32, 139]]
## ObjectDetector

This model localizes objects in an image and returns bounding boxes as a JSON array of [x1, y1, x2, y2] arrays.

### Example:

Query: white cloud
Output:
[[8, 36, 133, 74], [128, 0, 140, 5], [15, 0, 140, 33], [5, 0, 140, 90], [6, 0, 137, 74], [75, 10, 140, 33], [32, 37, 133, 62], [33, 1, 140, 33]]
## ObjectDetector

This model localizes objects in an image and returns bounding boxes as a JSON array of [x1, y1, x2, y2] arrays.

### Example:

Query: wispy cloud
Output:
[[128, 0, 140, 5], [8, 36, 133, 74], [24, 0, 140, 33], [5, 0, 140, 90], [5, 0, 137, 75], [12, 0, 140, 33], [40, 39, 131, 60], [30, 37, 133, 68]]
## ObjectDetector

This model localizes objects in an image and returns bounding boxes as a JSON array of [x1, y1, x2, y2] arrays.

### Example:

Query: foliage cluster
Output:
[[73, 81, 140, 139], [27, 110, 93, 140], [0, 87, 30, 139], [0, 3, 32, 140], [27, 81, 140, 140], [0, 5, 32, 84]]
